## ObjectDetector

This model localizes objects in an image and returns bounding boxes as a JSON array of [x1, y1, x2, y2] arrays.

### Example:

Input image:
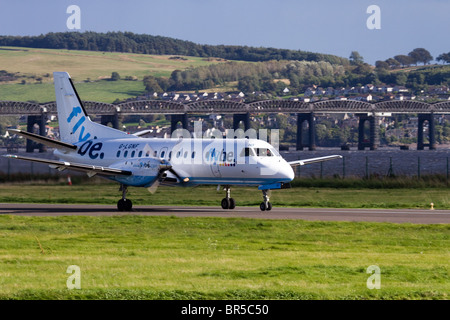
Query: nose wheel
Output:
[[221, 186, 236, 210], [260, 189, 272, 211], [117, 184, 133, 211]]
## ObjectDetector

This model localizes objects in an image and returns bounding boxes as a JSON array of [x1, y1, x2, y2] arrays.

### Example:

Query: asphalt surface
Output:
[[1, 203, 449, 224]]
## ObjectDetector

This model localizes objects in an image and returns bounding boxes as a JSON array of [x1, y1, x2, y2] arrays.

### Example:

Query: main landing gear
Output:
[[221, 186, 236, 210], [259, 189, 272, 211], [117, 184, 132, 211]]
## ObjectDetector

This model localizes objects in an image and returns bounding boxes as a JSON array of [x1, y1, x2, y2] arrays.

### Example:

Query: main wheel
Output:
[[117, 199, 125, 211], [124, 199, 132, 211], [228, 198, 236, 210], [221, 198, 230, 210], [117, 199, 133, 211], [260, 202, 266, 211], [266, 202, 272, 211]]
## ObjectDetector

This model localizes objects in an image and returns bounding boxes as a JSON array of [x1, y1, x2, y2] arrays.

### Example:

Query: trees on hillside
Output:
[[437, 52, 450, 64], [408, 48, 433, 65], [349, 51, 364, 65], [0, 32, 349, 65]]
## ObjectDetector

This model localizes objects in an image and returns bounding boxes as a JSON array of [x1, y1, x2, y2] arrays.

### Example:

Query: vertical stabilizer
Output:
[[53, 72, 129, 143]]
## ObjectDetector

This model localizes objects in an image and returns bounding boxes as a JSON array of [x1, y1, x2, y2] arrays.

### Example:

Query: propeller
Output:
[[146, 160, 189, 194]]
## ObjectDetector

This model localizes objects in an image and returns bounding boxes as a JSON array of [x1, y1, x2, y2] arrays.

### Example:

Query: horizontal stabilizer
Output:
[[288, 155, 342, 167], [7, 129, 77, 152], [3, 154, 132, 177]]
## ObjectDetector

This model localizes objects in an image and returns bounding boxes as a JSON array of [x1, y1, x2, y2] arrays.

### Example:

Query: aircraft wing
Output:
[[7, 129, 77, 153], [288, 155, 342, 167], [3, 154, 132, 177]]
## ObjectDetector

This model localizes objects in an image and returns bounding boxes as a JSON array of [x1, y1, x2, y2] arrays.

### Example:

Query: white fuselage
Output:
[[54, 137, 295, 187]]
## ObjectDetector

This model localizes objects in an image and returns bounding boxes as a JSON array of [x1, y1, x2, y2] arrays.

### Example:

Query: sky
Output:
[[0, 0, 449, 65]]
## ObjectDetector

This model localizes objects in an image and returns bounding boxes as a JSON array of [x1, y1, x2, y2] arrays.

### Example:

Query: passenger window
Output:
[[168, 151, 172, 160], [124, 151, 128, 158], [131, 151, 135, 158], [154, 151, 158, 157], [138, 151, 143, 157], [192, 151, 195, 159], [161, 151, 165, 158], [116, 150, 121, 158]]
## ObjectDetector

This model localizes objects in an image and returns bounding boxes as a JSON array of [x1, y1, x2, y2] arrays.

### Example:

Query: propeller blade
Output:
[[147, 179, 160, 194], [168, 168, 190, 183]]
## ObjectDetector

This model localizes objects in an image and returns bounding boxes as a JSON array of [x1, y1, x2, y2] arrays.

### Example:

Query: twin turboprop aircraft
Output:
[[5, 72, 342, 211]]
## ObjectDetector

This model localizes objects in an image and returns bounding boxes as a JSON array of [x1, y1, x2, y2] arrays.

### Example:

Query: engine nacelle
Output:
[[109, 158, 170, 187]]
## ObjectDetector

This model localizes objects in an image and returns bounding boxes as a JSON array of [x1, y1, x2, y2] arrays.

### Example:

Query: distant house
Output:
[[382, 86, 394, 93], [393, 86, 409, 93], [325, 87, 334, 96], [364, 84, 375, 93], [315, 87, 325, 95], [304, 87, 316, 96]]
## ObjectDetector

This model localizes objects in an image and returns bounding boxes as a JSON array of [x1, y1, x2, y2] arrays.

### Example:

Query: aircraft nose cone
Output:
[[279, 162, 295, 182]]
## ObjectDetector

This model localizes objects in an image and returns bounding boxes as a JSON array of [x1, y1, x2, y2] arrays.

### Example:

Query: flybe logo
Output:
[[206, 148, 236, 167], [67, 106, 91, 142]]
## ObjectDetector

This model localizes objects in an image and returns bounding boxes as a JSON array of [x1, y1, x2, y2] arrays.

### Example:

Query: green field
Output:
[[0, 215, 448, 300], [0, 183, 448, 300], [0, 182, 450, 210], [0, 47, 230, 103]]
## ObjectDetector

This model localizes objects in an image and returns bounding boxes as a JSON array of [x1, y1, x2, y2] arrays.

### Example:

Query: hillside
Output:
[[0, 47, 231, 102], [0, 31, 349, 65]]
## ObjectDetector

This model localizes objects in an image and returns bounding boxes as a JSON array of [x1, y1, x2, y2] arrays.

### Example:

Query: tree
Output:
[[437, 52, 450, 64], [375, 60, 389, 70], [394, 55, 414, 68], [408, 48, 433, 65], [349, 51, 364, 65], [110, 72, 120, 81], [385, 58, 401, 69]]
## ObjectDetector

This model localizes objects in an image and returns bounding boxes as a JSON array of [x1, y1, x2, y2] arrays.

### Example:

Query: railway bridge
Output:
[[1, 99, 449, 152]]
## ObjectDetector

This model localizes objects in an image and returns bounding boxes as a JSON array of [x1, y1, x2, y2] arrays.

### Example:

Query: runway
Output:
[[1, 203, 449, 224]]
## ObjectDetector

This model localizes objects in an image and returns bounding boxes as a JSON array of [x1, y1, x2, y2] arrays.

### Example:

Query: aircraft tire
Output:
[[221, 198, 230, 210], [117, 199, 132, 211], [266, 202, 272, 211], [259, 202, 266, 211], [229, 198, 236, 210], [117, 199, 125, 211]]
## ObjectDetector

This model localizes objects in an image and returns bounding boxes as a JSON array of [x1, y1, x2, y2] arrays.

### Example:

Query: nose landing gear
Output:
[[259, 189, 272, 211], [221, 186, 236, 210], [117, 184, 133, 211]]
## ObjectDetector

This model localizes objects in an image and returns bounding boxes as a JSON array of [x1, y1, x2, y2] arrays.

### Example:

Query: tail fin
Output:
[[53, 72, 129, 143]]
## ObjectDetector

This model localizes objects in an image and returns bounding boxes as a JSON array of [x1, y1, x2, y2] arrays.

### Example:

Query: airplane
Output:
[[4, 72, 342, 211]]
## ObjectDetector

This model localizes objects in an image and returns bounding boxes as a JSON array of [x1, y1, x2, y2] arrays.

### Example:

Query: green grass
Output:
[[0, 79, 146, 103], [0, 215, 448, 300], [0, 182, 450, 210], [0, 47, 225, 81], [0, 46, 233, 103]]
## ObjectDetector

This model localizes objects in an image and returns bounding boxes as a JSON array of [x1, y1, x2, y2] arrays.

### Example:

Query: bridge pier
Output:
[[417, 114, 436, 150], [26, 115, 47, 153], [357, 114, 379, 150], [296, 113, 316, 151], [100, 114, 120, 130], [233, 113, 250, 131], [171, 114, 188, 134]]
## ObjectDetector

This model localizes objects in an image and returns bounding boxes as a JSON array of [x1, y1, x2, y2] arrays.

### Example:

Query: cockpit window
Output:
[[255, 148, 274, 157], [269, 147, 280, 157], [240, 147, 255, 157]]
